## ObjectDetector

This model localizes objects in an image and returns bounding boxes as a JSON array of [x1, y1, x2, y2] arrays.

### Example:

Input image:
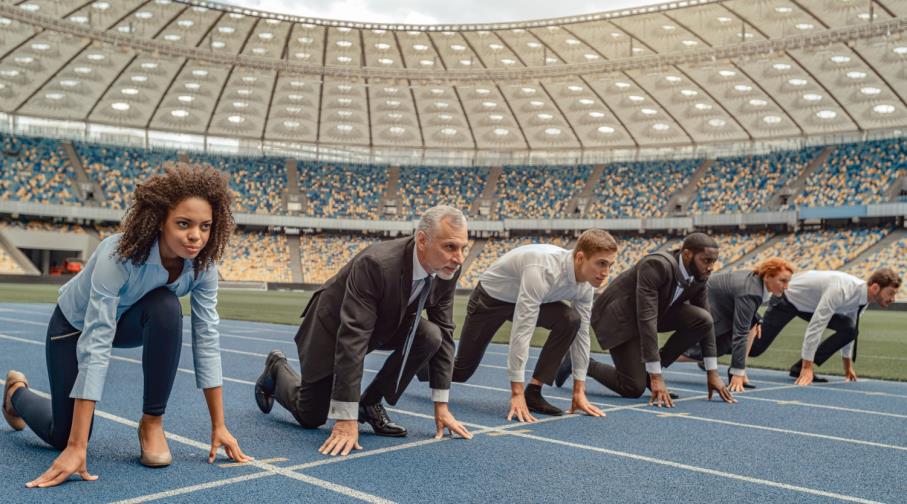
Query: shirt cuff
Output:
[[728, 367, 746, 377], [194, 357, 223, 390], [572, 370, 587, 382], [703, 357, 718, 371], [644, 361, 662, 375], [431, 388, 449, 403], [69, 366, 108, 402], [328, 400, 359, 421], [508, 370, 525, 382]]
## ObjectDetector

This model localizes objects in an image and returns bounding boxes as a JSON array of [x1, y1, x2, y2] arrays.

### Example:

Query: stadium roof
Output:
[[0, 0, 905, 162]]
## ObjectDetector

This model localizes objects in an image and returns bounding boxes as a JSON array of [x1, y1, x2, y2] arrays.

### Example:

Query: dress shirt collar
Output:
[[678, 255, 692, 286], [763, 285, 772, 303], [563, 249, 579, 288], [412, 245, 433, 282]]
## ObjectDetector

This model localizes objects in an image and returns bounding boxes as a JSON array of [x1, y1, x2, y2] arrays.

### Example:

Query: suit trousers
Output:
[[749, 295, 857, 368], [273, 316, 443, 428], [451, 283, 581, 385], [588, 303, 713, 398]]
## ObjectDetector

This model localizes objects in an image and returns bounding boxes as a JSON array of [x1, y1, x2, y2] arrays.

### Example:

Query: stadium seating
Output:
[[0, 219, 86, 234], [796, 138, 907, 207], [190, 154, 286, 215], [690, 149, 821, 214], [587, 160, 699, 218], [846, 236, 907, 299], [301, 233, 383, 284], [494, 165, 591, 219], [299, 162, 387, 219], [220, 230, 292, 282], [398, 166, 489, 219], [0, 134, 79, 205], [735, 226, 890, 272], [0, 245, 23, 274], [77, 142, 175, 209]]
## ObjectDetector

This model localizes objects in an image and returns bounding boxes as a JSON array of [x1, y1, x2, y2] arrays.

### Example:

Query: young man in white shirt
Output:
[[450, 229, 618, 422], [749, 268, 900, 385]]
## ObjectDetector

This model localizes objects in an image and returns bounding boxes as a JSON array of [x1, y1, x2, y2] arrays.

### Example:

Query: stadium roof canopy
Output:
[[0, 0, 905, 164]]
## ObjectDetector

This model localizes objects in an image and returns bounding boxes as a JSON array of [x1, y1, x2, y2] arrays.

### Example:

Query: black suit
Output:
[[588, 250, 716, 398], [273, 236, 457, 428]]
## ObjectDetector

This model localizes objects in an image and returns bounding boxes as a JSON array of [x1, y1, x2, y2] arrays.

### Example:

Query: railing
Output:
[[1, 201, 901, 234]]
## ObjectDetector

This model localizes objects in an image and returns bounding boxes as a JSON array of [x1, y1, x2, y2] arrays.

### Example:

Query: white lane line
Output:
[[110, 472, 273, 504], [611, 401, 907, 452], [666, 383, 907, 420], [502, 429, 884, 504], [0, 377, 393, 504], [162, 340, 907, 454], [0, 340, 886, 504], [7, 331, 907, 423]]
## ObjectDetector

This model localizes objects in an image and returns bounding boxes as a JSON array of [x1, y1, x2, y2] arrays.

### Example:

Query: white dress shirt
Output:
[[478, 244, 594, 383], [784, 270, 868, 361], [412, 248, 449, 403]]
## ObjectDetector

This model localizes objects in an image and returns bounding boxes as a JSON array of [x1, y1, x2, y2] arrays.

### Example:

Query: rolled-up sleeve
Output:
[[802, 280, 847, 362], [190, 265, 223, 390], [508, 266, 548, 382], [70, 243, 128, 401]]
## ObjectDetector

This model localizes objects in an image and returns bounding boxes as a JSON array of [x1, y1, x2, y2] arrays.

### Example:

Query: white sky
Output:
[[218, 0, 661, 25]]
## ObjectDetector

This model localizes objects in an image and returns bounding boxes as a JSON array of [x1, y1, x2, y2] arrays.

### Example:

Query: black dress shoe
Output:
[[525, 384, 564, 416], [358, 403, 407, 437], [728, 371, 756, 390], [554, 358, 572, 388], [788, 368, 828, 383], [255, 350, 286, 414]]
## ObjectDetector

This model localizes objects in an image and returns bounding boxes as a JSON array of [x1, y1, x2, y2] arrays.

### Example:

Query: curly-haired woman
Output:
[[3, 164, 251, 488]]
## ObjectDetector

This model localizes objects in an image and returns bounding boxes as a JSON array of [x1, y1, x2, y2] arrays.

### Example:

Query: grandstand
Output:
[[2, 1, 907, 502]]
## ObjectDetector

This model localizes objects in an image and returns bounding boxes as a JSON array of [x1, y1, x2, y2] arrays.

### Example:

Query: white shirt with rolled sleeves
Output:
[[57, 234, 223, 402], [477, 244, 594, 384], [783, 270, 868, 362]]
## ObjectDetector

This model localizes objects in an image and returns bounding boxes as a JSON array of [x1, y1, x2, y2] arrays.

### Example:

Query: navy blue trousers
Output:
[[11, 287, 182, 450]]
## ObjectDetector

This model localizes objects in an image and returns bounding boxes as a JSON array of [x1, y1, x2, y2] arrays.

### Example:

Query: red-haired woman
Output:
[[682, 257, 795, 392]]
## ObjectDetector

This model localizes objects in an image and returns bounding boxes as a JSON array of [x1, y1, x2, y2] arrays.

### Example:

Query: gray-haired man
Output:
[[254, 206, 473, 456]]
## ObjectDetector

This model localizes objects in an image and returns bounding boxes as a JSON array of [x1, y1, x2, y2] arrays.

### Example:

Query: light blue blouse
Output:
[[57, 233, 223, 401]]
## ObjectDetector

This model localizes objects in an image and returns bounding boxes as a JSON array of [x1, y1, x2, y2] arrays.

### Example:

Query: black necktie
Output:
[[852, 304, 867, 362], [395, 276, 432, 395]]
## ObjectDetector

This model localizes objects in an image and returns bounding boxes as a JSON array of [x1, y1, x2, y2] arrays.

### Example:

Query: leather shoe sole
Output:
[[255, 350, 286, 414], [3, 370, 28, 431]]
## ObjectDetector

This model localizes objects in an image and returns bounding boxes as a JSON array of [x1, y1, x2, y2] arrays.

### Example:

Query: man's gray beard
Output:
[[436, 265, 460, 281]]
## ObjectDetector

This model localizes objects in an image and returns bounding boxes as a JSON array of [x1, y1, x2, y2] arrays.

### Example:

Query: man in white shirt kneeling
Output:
[[450, 229, 618, 422], [749, 268, 900, 385]]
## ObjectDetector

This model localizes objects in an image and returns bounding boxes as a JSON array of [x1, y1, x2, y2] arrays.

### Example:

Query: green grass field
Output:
[[3, 283, 905, 381]]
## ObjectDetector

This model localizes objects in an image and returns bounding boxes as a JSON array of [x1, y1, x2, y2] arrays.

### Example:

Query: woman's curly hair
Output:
[[116, 162, 235, 273]]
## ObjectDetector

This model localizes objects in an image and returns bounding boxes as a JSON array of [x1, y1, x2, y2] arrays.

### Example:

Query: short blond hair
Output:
[[574, 229, 618, 258]]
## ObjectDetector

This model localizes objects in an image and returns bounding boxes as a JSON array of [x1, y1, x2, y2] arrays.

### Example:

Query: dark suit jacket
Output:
[[295, 236, 458, 404], [591, 250, 715, 363], [707, 269, 764, 371]]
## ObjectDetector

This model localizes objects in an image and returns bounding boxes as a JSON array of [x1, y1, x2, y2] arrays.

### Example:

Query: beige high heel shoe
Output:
[[3, 370, 28, 431], [137, 421, 172, 468]]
